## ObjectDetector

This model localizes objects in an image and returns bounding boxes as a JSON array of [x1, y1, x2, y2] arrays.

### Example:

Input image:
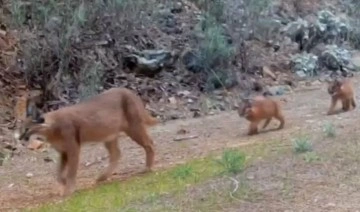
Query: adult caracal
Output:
[[16, 88, 158, 196]]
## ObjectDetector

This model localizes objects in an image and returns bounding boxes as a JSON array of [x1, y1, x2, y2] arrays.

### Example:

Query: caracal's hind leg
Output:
[[96, 139, 121, 182], [351, 97, 356, 110], [126, 124, 155, 172], [56, 152, 68, 186], [262, 118, 272, 129], [275, 113, 285, 130], [60, 135, 80, 196], [342, 99, 350, 111], [248, 121, 259, 136]]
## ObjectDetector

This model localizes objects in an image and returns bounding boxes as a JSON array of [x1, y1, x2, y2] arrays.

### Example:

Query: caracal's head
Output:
[[14, 101, 46, 142], [327, 78, 342, 96]]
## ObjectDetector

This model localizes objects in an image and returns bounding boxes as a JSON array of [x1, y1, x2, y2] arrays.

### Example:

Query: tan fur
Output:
[[17, 88, 158, 196], [237, 95, 285, 136], [327, 78, 356, 115]]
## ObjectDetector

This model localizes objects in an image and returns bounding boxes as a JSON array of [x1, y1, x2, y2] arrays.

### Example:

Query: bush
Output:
[[196, 14, 235, 91], [217, 149, 246, 175], [10, 0, 149, 104], [292, 135, 313, 154], [323, 123, 336, 138]]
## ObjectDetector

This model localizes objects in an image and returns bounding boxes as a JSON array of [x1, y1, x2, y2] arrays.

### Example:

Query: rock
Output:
[[171, 2, 183, 14], [264, 85, 292, 96], [317, 45, 358, 76], [295, 71, 307, 78], [187, 98, 194, 103], [4, 142, 17, 152], [27, 139, 45, 151], [193, 111, 201, 118], [262, 66, 276, 80], [282, 10, 351, 52], [350, 51, 360, 69], [291, 53, 318, 77], [311, 80, 322, 86], [44, 16, 62, 33], [316, 10, 349, 42], [168, 97, 177, 105], [177, 129, 188, 135], [182, 49, 203, 73], [281, 18, 309, 50], [177, 90, 191, 97], [0, 151, 6, 166], [246, 174, 255, 180], [123, 46, 176, 77], [324, 202, 336, 208]]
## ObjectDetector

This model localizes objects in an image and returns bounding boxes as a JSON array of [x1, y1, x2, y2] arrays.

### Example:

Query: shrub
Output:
[[217, 149, 246, 175], [292, 135, 313, 154], [323, 123, 336, 138]]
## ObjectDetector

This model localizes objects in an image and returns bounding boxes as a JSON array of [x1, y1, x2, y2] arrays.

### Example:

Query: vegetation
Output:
[[26, 140, 285, 211], [292, 135, 313, 154], [217, 149, 246, 175], [323, 123, 336, 138]]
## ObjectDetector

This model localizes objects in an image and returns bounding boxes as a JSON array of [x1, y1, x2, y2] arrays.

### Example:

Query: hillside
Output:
[[1, 0, 360, 210]]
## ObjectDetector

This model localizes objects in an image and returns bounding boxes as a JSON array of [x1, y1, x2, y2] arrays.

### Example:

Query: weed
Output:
[[191, 0, 225, 21], [303, 152, 321, 163], [196, 14, 235, 90], [292, 136, 313, 154], [78, 61, 104, 100], [10, 0, 26, 27], [199, 15, 234, 69], [171, 164, 195, 180], [10, 0, 149, 104], [217, 149, 246, 175], [323, 123, 336, 138]]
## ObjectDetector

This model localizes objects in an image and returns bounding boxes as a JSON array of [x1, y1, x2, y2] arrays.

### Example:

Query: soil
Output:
[[1, 75, 360, 211]]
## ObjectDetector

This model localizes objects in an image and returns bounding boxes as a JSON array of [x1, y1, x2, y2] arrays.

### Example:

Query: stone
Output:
[[265, 85, 293, 96]]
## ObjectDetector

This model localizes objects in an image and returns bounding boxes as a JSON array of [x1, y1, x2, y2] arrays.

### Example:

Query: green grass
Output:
[[323, 123, 336, 138], [217, 149, 246, 174], [303, 152, 321, 163], [28, 158, 222, 212], [292, 135, 313, 154], [26, 140, 286, 212]]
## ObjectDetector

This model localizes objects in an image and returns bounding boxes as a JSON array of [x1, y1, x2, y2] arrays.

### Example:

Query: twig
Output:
[[173, 135, 198, 141], [228, 177, 240, 200]]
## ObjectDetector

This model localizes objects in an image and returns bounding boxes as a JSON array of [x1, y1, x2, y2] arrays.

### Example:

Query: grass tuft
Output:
[[292, 135, 313, 154], [217, 149, 246, 175], [323, 123, 336, 138]]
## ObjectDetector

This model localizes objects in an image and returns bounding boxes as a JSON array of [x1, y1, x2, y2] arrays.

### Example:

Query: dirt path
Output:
[[1, 76, 359, 211]]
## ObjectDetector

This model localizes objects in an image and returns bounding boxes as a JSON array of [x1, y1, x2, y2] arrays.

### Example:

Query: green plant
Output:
[[196, 14, 235, 90], [171, 164, 194, 180], [292, 136, 313, 154], [190, 0, 225, 21], [323, 123, 336, 138], [217, 149, 246, 175], [303, 152, 321, 163], [10, 0, 26, 27], [78, 61, 103, 100], [199, 15, 234, 69]]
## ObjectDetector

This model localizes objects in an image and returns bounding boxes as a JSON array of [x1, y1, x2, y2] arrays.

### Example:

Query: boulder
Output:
[[123, 45, 177, 77], [290, 53, 319, 77]]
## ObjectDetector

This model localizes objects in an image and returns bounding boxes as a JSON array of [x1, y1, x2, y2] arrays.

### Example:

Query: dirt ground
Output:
[[1, 76, 360, 211]]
